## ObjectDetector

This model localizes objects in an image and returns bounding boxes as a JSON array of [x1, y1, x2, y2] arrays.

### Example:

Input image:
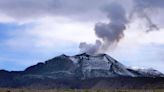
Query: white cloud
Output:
[[0, 14, 15, 23], [0, 16, 99, 70], [4, 16, 97, 52]]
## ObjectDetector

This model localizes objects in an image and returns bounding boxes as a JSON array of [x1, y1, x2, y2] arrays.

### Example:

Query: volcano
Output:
[[0, 53, 164, 89]]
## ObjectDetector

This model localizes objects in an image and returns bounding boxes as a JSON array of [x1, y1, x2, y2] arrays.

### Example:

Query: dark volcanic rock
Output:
[[0, 53, 164, 89]]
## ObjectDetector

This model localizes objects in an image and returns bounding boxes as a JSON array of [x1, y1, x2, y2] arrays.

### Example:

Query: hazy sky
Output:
[[0, 0, 164, 73]]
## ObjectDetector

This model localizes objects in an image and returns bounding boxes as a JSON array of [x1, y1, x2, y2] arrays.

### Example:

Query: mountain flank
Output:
[[0, 53, 164, 89]]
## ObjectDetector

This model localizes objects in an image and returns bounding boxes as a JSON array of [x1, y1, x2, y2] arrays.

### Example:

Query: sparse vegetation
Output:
[[0, 88, 164, 92]]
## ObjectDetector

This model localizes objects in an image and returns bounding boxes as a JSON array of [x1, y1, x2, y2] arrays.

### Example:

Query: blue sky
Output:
[[0, 0, 164, 73]]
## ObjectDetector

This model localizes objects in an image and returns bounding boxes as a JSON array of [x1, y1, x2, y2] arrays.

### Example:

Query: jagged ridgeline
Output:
[[0, 53, 164, 89]]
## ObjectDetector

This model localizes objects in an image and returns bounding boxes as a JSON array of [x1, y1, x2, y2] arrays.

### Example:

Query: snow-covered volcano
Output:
[[0, 53, 164, 88], [70, 53, 136, 78], [24, 53, 164, 79]]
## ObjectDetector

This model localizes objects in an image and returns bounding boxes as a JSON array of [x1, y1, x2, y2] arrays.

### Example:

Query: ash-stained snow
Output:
[[69, 56, 79, 64], [129, 67, 164, 77], [48, 53, 163, 79], [70, 53, 137, 78]]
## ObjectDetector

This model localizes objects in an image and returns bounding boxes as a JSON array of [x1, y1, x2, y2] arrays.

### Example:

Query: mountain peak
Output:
[[1, 53, 164, 80], [0, 53, 164, 88], [24, 53, 164, 78], [75, 53, 90, 56], [76, 53, 108, 56], [58, 54, 68, 57]]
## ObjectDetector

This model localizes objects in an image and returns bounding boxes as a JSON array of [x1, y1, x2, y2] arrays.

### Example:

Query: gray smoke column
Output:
[[131, 0, 162, 32], [79, 2, 128, 55], [130, 10, 158, 32], [79, 0, 163, 55], [79, 40, 102, 54]]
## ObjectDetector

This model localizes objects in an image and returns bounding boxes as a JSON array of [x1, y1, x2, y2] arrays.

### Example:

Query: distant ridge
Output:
[[0, 53, 164, 89]]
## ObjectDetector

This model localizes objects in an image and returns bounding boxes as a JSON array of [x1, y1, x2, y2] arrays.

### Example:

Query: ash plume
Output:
[[130, 10, 159, 32], [79, 40, 102, 54], [131, 0, 162, 32], [79, 2, 128, 54], [79, 0, 163, 55]]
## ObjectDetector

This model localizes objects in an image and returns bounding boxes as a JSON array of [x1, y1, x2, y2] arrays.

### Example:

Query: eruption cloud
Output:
[[131, 0, 161, 32], [79, 40, 102, 54], [79, 0, 162, 55], [79, 2, 128, 55]]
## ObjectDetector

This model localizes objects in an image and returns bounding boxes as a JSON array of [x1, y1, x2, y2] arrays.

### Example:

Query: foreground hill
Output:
[[0, 53, 164, 89]]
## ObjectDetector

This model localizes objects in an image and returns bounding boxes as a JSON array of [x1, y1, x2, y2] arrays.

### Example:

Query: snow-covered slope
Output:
[[128, 67, 164, 77], [71, 53, 136, 78], [24, 53, 164, 79], [1, 53, 164, 89]]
